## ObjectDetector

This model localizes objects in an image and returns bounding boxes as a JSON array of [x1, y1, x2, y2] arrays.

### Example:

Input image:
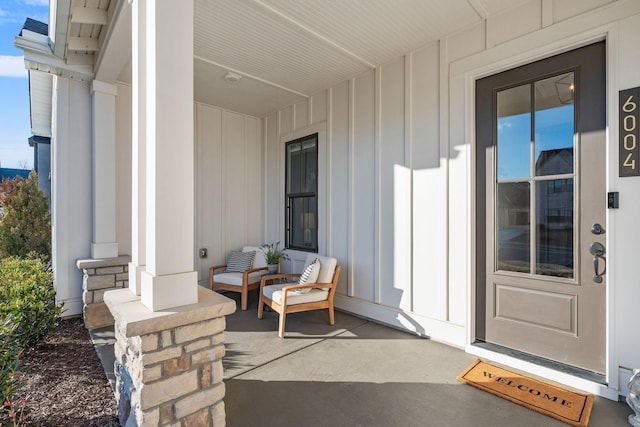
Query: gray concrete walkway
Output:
[[90, 289, 632, 426], [223, 291, 632, 427]]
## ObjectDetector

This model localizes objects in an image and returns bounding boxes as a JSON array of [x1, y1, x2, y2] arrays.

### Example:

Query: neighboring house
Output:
[[20, 18, 52, 205], [28, 135, 51, 205], [0, 168, 30, 216], [13, 0, 640, 413], [0, 168, 30, 181]]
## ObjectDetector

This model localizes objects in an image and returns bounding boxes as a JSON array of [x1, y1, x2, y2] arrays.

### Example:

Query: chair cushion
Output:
[[262, 283, 329, 305], [226, 250, 255, 272], [298, 258, 320, 293], [303, 254, 337, 287], [243, 246, 267, 269], [214, 271, 265, 286]]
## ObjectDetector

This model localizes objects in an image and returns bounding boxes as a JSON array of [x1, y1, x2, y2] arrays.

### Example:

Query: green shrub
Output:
[[0, 172, 51, 261], [0, 257, 61, 350], [0, 317, 22, 408]]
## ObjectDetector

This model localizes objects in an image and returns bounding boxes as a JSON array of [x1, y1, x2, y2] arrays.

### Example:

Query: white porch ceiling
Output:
[[70, 0, 535, 118], [192, 0, 488, 117]]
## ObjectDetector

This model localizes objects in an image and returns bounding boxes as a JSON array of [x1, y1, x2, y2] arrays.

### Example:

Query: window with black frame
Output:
[[285, 134, 318, 252]]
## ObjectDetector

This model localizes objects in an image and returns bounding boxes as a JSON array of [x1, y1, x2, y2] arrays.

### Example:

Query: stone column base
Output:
[[104, 287, 236, 426], [77, 256, 131, 329]]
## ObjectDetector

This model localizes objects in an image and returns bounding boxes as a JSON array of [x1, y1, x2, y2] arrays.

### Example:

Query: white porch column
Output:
[[128, 0, 146, 296], [139, 0, 197, 311], [91, 80, 119, 259]]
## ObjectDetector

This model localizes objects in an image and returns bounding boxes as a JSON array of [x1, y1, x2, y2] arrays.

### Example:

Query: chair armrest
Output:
[[260, 273, 301, 290], [242, 266, 267, 282], [282, 282, 332, 293], [208, 264, 227, 288], [279, 282, 333, 306], [245, 266, 268, 275], [209, 264, 227, 277]]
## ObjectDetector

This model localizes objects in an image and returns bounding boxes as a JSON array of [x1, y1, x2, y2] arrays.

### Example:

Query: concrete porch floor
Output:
[[92, 289, 633, 426]]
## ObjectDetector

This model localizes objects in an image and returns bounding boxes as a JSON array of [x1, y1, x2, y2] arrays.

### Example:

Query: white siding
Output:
[[329, 81, 350, 294], [115, 83, 132, 256], [51, 77, 92, 316], [194, 104, 262, 282]]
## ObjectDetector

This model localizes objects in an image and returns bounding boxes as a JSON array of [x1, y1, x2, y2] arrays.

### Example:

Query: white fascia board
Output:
[[20, 29, 49, 44], [15, 34, 93, 82]]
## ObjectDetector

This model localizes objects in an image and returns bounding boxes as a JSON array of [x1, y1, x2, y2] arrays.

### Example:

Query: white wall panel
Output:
[[311, 90, 327, 124], [196, 104, 223, 279], [280, 105, 293, 135], [553, 0, 613, 23], [379, 56, 410, 310], [115, 83, 132, 256], [264, 112, 281, 244], [224, 112, 248, 251], [352, 70, 376, 301], [294, 99, 309, 130], [194, 104, 262, 281], [245, 117, 262, 245], [329, 80, 350, 294], [411, 43, 447, 320], [51, 77, 92, 316], [491, 1, 542, 46], [447, 20, 485, 63], [447, 73, 468, 326]]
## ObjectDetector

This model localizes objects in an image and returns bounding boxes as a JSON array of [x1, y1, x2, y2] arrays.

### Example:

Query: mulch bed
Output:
[[9, 318, 120, 426]]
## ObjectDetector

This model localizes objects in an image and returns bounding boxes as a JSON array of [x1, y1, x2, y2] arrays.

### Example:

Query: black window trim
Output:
[[285, 133, 318, 252]]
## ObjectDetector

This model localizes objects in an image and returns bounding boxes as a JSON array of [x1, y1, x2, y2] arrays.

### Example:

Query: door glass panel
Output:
[[536, 179, 574, 278], [497, 85, 531, 180], [497, 182, 530, 273], [535, 72, 574, 176]]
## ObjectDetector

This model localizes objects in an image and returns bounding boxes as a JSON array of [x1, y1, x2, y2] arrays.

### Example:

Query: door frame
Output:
[[454, 24, 619, 398]]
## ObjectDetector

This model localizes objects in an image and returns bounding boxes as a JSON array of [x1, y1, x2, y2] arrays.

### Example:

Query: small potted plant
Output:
[[260, 242, 288, 273]]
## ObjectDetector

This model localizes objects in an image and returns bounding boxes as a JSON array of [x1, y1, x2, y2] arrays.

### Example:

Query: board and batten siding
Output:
[[195, 103, 262, 282], [262, 41, 454, 341]]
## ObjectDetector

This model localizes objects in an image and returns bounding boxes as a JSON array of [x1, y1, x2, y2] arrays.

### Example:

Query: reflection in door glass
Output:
[[535, 73, 574, 176], [497, 85, 531, 180], [497, 182, 530, 273], [536, 179, 574, 278]]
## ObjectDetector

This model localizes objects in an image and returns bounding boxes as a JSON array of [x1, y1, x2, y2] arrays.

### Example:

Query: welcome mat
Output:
[[457, 359, 594, 427]]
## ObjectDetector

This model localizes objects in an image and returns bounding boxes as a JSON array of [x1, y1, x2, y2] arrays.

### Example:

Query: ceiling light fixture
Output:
[[224, 72, 242, 83]]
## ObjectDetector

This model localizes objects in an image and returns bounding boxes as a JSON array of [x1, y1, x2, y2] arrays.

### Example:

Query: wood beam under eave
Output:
[[71, 6, 108, 26], [68, 36, 99, 51]]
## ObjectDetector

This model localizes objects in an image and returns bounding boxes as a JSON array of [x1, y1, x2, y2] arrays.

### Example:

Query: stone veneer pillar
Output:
[[104, 287, 235, 427], [77, 256, 131, 329]]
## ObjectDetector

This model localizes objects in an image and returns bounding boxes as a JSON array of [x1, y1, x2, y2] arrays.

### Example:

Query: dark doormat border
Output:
[[458, 358, 594, 427]]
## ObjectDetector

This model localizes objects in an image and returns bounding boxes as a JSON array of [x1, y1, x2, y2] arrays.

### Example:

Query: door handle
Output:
[[589, 242, 606, 283]]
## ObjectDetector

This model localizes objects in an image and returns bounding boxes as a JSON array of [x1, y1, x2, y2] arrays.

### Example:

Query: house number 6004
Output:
[[620, 89, 640, 177]]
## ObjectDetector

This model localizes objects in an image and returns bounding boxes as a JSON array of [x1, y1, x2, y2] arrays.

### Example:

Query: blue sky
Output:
[[498, 104, 574, 180], [0, 0, 49, 169]]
